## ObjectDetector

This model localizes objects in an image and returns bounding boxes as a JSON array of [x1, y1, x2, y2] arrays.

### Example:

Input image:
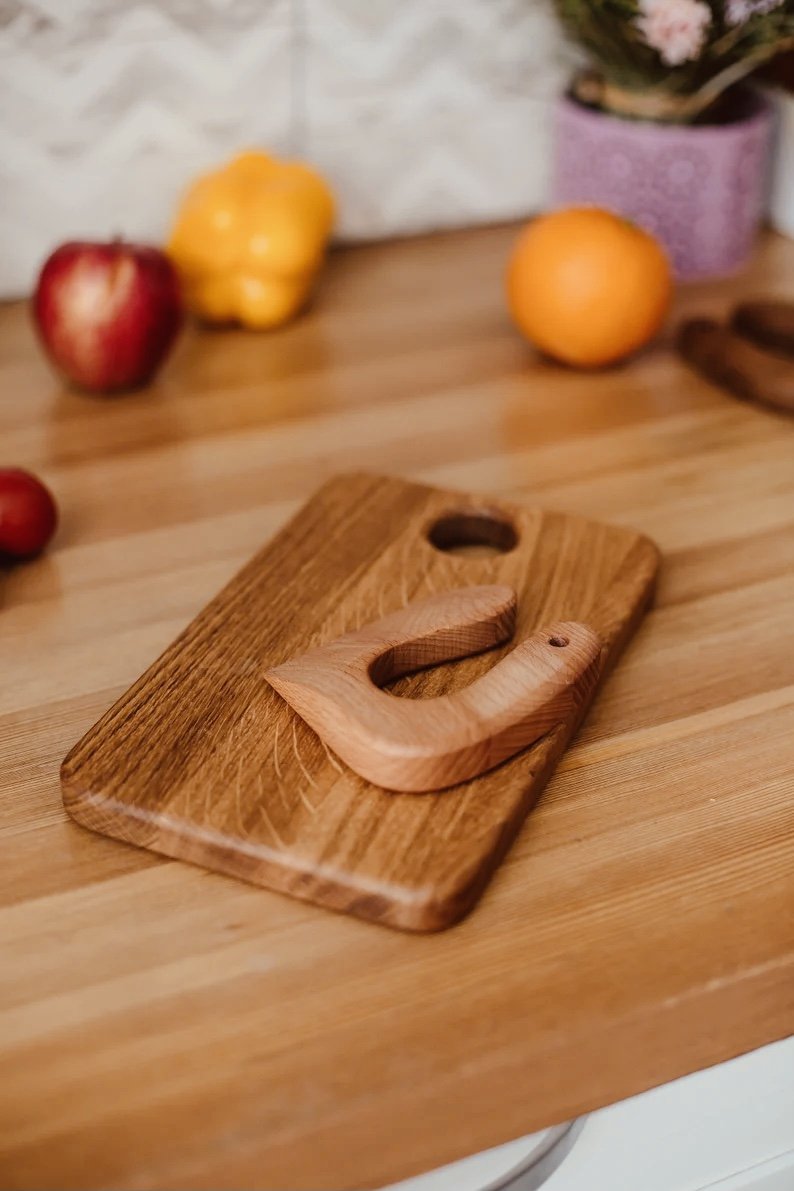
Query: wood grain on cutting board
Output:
[[61, 475, 655, 929], [1, 225, 794, 1191]]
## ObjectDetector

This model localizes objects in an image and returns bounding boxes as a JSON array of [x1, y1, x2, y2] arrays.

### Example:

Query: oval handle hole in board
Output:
[[427, 511, 518, 559]]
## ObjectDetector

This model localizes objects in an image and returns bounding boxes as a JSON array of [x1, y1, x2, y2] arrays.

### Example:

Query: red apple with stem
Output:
[[0, 469, 58, 560], [32, 240, 183, 394]]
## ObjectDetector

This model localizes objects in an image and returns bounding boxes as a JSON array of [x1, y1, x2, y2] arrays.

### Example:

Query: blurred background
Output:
[[0, 0, 582, 295], [4, 2, 793, 300]]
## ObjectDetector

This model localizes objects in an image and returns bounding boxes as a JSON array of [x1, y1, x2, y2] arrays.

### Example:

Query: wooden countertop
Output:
[[2, 225, 794, 1191]]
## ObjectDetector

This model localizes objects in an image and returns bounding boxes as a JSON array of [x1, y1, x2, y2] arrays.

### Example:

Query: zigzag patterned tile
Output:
[[305, 0, 568, 108], [1, 0, 290, 54], [0, 0, 293, 296], [309, 101, 555, 240], [0, 0, 572, 295], [303, 0, 572, 239]]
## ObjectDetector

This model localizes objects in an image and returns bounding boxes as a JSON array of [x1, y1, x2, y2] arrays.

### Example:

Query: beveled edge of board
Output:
[[60, 472, 662, 931]]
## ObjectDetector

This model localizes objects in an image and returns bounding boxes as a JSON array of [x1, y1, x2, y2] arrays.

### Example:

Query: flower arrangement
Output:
[[554, 0, 794, 120]]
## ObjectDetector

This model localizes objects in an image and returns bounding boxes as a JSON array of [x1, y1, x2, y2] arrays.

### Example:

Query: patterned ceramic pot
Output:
[[552, 88, 773, 281]]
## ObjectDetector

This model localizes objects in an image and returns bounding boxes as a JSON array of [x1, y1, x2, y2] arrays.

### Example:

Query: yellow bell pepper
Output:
[[168, 150, 335, 329]]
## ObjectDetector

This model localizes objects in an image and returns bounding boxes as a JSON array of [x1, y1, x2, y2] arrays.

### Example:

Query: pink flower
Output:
[[725, 0, 783, 24], [636, 0, 712, 65]]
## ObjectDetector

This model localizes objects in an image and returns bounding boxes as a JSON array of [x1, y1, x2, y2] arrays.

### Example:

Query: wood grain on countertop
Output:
[[2, 225, 794, 1190]]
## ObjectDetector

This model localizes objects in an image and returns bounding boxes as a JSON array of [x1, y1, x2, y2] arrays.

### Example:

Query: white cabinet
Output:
[[769, 89, 794, 241], [386, 1036, 794, 1191]]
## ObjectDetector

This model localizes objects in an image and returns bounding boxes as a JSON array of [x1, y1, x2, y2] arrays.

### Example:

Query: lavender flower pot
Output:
[[552, 89, 773, 280]]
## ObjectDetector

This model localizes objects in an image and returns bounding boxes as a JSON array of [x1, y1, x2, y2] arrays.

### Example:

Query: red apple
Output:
[[0, 469, 58, 559], [32, 240, 183, 394]]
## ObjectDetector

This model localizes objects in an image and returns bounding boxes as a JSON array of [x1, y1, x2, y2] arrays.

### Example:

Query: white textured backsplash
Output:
[[0, 0, 571, 297]]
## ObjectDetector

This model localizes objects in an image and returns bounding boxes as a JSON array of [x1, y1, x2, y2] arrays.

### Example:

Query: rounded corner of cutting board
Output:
[[636, 529, 664, 575], [60, 764, 105, 834], [374, 868, 489, 934]]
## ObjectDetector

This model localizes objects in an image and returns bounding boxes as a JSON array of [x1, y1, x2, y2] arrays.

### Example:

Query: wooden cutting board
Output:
[[61, 473, 659, 930]]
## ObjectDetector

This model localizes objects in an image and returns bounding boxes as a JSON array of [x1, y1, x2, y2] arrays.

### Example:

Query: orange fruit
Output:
[[506, 207, 672, 368]]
